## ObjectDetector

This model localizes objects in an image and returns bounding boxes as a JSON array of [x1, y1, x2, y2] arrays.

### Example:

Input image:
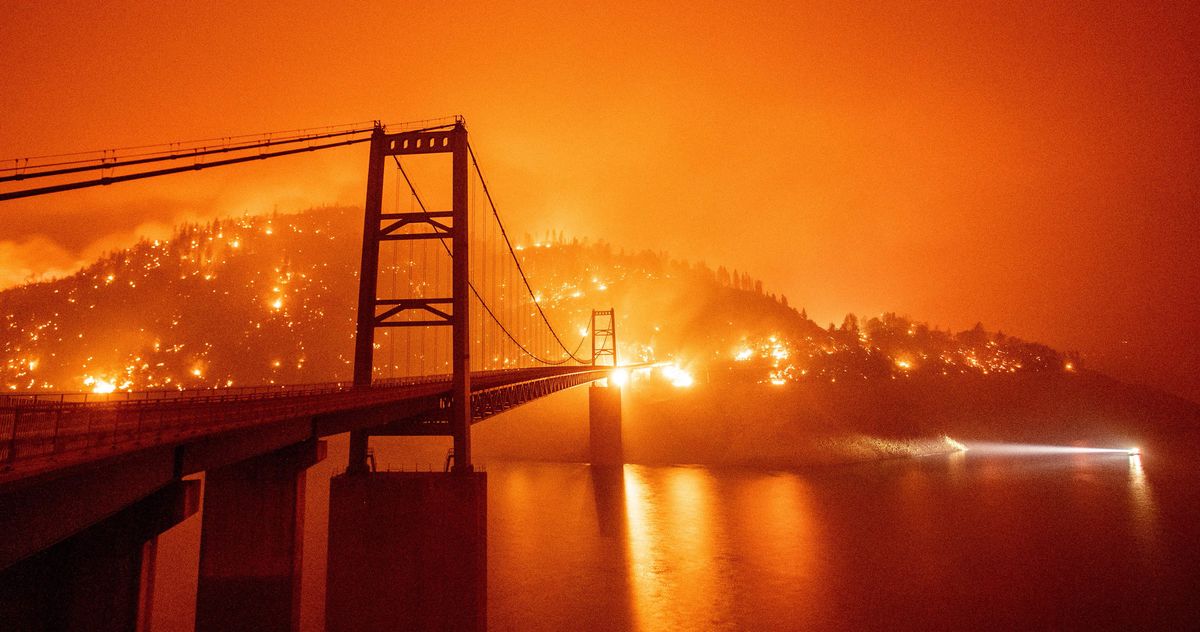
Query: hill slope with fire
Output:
[[1, 206, 1194, 466]]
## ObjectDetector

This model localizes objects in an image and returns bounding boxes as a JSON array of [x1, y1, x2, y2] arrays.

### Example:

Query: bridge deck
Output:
[[0, 366, 613, 487]]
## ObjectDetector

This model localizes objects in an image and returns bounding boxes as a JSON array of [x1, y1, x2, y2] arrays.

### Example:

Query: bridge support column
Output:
[[589, 384, 623, 466], [195, 439, 326, 632], [0, 480, 199, 632], [326, 471, 487, 632]]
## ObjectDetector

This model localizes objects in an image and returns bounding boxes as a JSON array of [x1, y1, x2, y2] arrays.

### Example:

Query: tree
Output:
[[840, 313, 859, 333], [957, 322, 989, 349]]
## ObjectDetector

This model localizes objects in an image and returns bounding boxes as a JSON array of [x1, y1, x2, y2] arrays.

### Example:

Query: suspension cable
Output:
[[466, 142, 591, 363], [0, 127, 374, 183], [392, 157, 590, 365], [0, 120, 461, 201], [0, 136, 372, 202]]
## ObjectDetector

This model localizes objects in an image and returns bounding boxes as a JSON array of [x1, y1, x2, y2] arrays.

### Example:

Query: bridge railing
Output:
[[0, 376, 448, 469], [0, 373, 451, 405], [0, 367, 609, 474]]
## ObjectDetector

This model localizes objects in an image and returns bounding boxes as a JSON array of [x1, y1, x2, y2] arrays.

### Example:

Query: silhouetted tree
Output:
[[957, 322, 989, 348]]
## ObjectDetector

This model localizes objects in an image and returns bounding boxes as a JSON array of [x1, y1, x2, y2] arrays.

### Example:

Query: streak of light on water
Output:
[[962, 441, 1140, 456]]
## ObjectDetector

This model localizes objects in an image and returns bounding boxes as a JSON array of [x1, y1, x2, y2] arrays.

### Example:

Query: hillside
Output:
[[3, 205, 1197, 468], [0, 206, 1096, 394]]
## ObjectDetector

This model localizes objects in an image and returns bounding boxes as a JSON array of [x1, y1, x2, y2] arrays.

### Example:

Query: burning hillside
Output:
[[1, 206, 1074, 394]]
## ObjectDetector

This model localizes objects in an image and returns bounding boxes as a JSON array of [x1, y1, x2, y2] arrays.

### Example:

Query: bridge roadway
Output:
[[0, 365, 614, 569]]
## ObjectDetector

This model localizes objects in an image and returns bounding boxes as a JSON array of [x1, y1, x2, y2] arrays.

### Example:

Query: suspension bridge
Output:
[[0, 118, 637, 632]]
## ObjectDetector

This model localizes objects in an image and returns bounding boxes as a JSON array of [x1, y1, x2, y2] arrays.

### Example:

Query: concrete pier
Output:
[[195, 439, 326, 632], [589, 385, 623, 466], [325, 471, 487, 632], [0, 480, 199, 632]]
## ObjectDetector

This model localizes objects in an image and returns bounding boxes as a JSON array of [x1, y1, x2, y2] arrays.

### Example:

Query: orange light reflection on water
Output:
[[623, 465, 826, 630], [624, 466, 726, 630], [1127, 454, 1158, 552]]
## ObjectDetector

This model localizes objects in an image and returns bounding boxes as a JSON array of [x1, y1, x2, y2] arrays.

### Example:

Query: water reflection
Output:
[[1128, 454, 1152, 510], [489, 463, 637, 631], [623, 466, 726, 631], [622, 466, 828, 630], [735, 472, 826, 626], [621, 465, 658, 632], [946, 448, 967, 483], [145, 444, 1193, 631], [1127, 454, 1158, 551], [590, 465, 626, 539]]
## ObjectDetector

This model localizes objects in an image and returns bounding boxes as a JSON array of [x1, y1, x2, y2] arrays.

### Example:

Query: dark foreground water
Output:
[[151, 443, 1200, 631]]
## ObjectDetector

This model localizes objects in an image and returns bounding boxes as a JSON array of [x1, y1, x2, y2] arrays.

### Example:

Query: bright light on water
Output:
[[943, 436, 969, 452], [962, 442, 1140, 456]]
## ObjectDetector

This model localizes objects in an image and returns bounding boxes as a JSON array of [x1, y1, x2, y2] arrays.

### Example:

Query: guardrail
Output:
[[0, 373, 449, 405], [0, 366, 613, 473]]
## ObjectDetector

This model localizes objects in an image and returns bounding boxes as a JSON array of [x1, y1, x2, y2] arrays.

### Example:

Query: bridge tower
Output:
[[329, 119, 486, 631], [591, 308, 617, 367], [348, 120, 472, 474]]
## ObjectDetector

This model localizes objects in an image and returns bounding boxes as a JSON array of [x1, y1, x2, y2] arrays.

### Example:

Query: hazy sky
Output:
[[2, 1, 1198, 399]]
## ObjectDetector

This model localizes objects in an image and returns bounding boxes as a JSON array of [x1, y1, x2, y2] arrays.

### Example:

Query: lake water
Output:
[[151, 440, 1200, 631]]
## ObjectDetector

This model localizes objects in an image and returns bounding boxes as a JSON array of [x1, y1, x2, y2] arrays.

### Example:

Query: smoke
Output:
[[0, 236, 81, 288], [0, 146, 365, 291], [0, 220, 186, 290]]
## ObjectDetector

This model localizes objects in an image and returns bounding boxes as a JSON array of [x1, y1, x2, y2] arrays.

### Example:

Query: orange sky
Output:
[[2, 1, 1198, 399]]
